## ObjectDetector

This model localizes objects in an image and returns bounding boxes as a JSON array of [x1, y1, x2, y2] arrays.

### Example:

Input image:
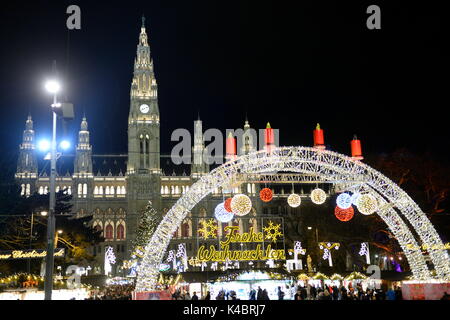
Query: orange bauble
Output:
[[334, 206, 354, 222], [260, 188, 273, 202], [224, 197, 233, 212]]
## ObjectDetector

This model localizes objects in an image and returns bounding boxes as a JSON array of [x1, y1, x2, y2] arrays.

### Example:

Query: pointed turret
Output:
[[74, 116, 93, 175], [191, 116, 209, 176], [241, 118, 256, 155], [16, 115, 38, 195]]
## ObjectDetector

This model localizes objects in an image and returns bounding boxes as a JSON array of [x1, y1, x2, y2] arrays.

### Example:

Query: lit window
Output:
[[83, 183, 87, 196], [21, 184, 25, 196], [105, 224, 114, 240], [182, 223, 190, 238], [78, 184, 82, 195], [94, 186, 99, 195], [116, 224, 125, 240]]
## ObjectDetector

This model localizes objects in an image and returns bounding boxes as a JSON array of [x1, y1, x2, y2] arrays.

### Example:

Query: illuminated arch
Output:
[[136, 146, 450, 291]]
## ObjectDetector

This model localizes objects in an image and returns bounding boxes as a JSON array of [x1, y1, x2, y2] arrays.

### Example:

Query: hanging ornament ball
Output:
[[224, 197, 233, 212], [231, 194, 252, 216], [287, 193, 301, 208], [334, 206, 354, 222], [214, 202, 234, 223], [350, 192, 360, 205], [336, 193, 352, 209], [259, 188, 273, 202], [356, 194, 378, 215], [310, 188, 327, 205]]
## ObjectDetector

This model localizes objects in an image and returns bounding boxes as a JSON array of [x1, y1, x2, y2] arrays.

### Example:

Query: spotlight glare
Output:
[[38, 139, 50, 152], [45, 80, 61, 94], [59, 140, 70, 150]]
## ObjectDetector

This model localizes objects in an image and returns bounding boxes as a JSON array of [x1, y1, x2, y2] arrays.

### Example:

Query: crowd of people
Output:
[[289, 284, 403, 300], [84, 283, 450, 301], [171, 284, 404, 300], [86, 284, 135, 300]]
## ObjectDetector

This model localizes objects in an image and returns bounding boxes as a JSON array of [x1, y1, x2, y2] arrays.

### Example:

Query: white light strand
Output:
[[135, 147, 450, 292]]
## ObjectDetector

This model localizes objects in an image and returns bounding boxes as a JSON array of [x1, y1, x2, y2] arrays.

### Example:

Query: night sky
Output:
[[0, 1, 448, 168]]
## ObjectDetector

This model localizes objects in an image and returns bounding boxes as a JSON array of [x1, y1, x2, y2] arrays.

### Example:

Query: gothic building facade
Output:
[[15, 19, 265, 275]]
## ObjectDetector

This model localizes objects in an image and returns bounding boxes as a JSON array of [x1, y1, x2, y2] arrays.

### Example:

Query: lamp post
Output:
[[43, 73, 60, 300]]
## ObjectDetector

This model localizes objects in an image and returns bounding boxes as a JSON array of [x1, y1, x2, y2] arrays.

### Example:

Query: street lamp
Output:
[[43, 70, 60, 301]]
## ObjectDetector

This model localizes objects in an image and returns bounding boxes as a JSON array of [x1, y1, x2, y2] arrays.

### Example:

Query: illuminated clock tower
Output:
[[127, 16, 161, 248]]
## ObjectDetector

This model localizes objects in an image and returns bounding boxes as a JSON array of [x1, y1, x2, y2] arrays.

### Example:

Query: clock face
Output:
[[140, 104, 150, 114]]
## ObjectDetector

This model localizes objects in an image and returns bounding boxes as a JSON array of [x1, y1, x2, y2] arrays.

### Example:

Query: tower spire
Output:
[[142, 14, 146, 28]]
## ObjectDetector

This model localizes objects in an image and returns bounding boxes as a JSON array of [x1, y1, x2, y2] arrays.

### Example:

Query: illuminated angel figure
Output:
[[263, 221, 283, 242], [166, 250, 177, 270], [176, 243, 188, 270]]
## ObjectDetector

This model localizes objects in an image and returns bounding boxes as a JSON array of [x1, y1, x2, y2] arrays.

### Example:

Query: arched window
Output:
[[26, 184, 30, 196], [145, 135, 150, 157], [21, 184, 25, 196], [105, 186, 110, 195], [83, 183, 87, 196], [110, 186, 115, 195], [121, 186, 126, 194], [94, 186, 99, 195], [39, 186, 44, 195], [247, 184, 251, 194], [105, 224, 114, 240], [182, 223, 189, 238], [44, 186, 48, 194], [160, 186, 164, 194], [116, 224, 125, 240], [164, 186, 169, 194], [175, 186, 179, 194], [99, 186, 103, 195], [67, 186, 72, 195], [78, 184, 82, 196]]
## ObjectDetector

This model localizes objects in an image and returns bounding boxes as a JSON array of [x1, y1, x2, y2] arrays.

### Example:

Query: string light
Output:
[[214, 202, 234, 223], [310, 188, 326, 205], [224, 197, 233, 212], [259, 188, 273, 202], [230, 194, 252, 216], [336, 193, 352, 209], [135, 146, 450, 292], [334, 206, 354, 222], [287, 193, 301, 208], [350, 192, 360, 205], [356, 194, 378, 215]]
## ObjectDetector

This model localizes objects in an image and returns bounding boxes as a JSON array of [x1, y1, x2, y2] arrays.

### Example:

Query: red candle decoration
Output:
[[264, 122, 274, 145], [313, 123, 325, 149], [224, 197, 233, 212], [264, 122, 275, 153], [334, 206, 354, 222], [226, 132, 237, 160], [260, 188, 273, 202], [350, 135, 363, 160]]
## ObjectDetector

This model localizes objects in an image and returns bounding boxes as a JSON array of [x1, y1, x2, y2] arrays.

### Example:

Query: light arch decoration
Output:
[[135, 146, 450, 291]]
